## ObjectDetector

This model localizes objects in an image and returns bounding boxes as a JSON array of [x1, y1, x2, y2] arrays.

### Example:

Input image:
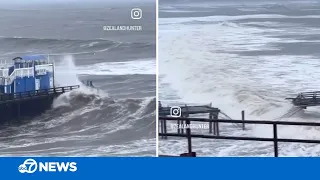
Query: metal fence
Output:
[[159, 116, 320, 157]]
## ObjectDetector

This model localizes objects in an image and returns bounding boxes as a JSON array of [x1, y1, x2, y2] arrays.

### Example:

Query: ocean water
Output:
[[159, 0, 320, 156], [0, 1, 156, 156]]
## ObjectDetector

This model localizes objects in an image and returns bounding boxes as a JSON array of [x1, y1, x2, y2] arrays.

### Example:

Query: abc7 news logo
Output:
[[18, 159, 37, 174]]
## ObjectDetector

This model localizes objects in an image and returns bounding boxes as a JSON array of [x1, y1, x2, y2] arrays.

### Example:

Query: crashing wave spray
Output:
[[52, 55, 108, 108], [54, 55, 82, 87]]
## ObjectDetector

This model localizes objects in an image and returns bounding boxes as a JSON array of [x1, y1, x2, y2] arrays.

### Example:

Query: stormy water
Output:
[[159, 0, 320, 156], [0, 1, 156, 156]]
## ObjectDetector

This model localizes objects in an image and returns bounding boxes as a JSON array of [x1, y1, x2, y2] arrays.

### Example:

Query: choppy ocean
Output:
[[159, 0, 320, 156], [0, 2, 156, 156]]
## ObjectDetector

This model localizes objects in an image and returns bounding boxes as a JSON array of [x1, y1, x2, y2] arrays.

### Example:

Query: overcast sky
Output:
[[0, 0, 153, 5]]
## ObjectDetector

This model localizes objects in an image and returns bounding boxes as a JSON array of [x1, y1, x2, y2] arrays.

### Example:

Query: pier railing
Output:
[[159, 116, 320, 157], [286, 91, 320, 107], [0, 85, 80, 102]]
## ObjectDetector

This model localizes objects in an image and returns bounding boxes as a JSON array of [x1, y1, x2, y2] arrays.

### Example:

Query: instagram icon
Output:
[[131, 8, 142, 20]]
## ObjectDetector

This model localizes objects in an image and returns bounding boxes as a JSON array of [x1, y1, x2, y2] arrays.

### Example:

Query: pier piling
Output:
[[242, 110, 245, 130]]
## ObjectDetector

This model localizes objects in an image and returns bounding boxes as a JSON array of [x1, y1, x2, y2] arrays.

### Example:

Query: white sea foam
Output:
[[159, 6, 320, 156], [77, 58, 156, 76]]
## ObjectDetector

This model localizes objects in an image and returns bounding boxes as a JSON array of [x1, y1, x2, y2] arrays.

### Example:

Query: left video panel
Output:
[[0, 0, 156, 156]]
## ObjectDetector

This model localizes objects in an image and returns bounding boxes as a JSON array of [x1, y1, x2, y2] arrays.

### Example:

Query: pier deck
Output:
[[158, 102, 223, 138], [286, 91, 320, 108], [159, 103, 220, 117], [0, 85, 79, 104], [0, 85, 79, 122]]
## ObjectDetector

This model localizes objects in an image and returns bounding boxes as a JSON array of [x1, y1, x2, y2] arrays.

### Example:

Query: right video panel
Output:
[[158, 0, 320, 157]]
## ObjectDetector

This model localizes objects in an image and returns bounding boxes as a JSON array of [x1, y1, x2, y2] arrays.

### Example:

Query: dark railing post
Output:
[[242, 110, 245, 130], [273, 123, 278, 157], [186, 119, 192, 154], [163, 118, 167, 139], [216, 121, 220, 136], [181, 117, 184, 134], [208, 103, 213, 134], [182, 105, 189, 135], [209, 113, 213, 134], [160, 119, 164, 139], [213, 114, 218, 135]]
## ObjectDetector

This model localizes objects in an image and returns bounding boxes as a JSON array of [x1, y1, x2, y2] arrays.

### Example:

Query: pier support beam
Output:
[[160, 119, 164, 139], [177, 120, 181, 134], [160, 119, 168, 139], [213, 113, 219, 136], [17, 102, 20, 121], [242, 110, 245, 130], [209, 113, 213, 134], [0, 85, 79, 124], [163, 118, 167, 139]]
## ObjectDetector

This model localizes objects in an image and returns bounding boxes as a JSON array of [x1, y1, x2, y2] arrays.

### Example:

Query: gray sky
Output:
[[0, 0, 153, 4]]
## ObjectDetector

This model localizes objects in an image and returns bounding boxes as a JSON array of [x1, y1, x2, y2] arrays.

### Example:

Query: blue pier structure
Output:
[[0, 55, 54, 94], [0, 55, 79, 123]]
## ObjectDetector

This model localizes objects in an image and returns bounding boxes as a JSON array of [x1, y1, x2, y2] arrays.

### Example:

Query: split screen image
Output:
[[0, 0, 319, 157]]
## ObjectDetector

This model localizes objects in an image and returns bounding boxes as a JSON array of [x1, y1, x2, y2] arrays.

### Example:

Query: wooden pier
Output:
[[0, 85, 79, 123], [159, 102, 223, 139], [158, 101, 320, 157], [286, 91, 320, 108]]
